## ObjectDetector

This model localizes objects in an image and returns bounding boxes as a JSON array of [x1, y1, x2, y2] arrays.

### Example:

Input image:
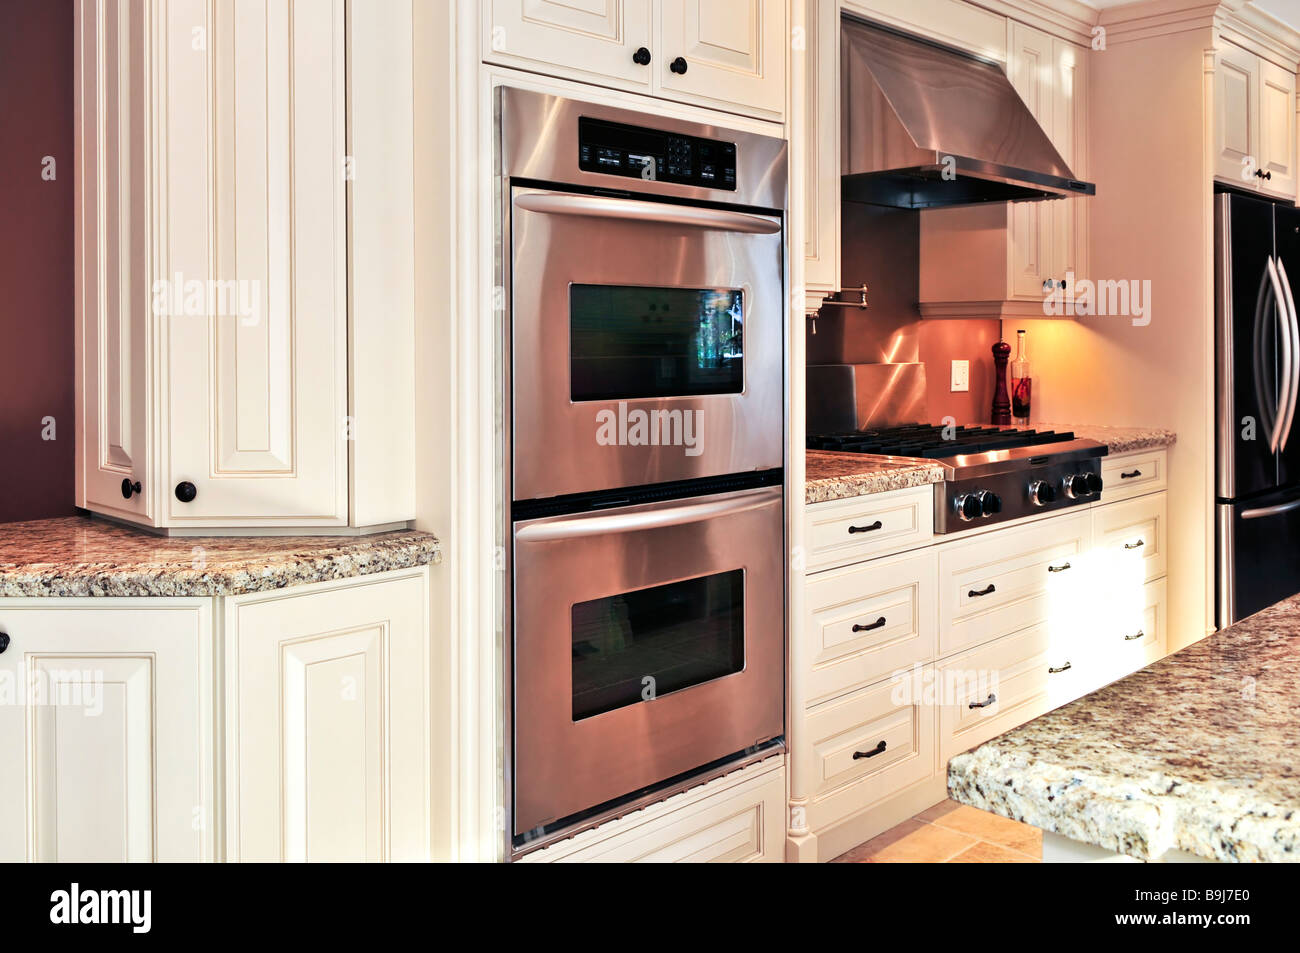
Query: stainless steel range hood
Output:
[[841, 20, 1096, 209]]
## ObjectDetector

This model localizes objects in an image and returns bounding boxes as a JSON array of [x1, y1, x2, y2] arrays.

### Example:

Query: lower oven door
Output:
[[512, 485, 785, 836]]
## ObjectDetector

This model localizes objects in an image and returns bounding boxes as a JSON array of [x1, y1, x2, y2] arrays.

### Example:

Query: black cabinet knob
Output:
[[670, 56, 688, 74], [633, 46, 651, 65], [120, 479, 142, 500], [175, 481, 198, 503], [0, 631, 9, 654]]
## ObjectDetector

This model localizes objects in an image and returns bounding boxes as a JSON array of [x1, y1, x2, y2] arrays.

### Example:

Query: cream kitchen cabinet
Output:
[[484, 0, 786, 120], [803, 0, 840, 310], [74, 0, 415, 531], [0, 600, 216, 862], [1213, 40, 1298, 200], [224, 568, 431, 862], [919, 23, 1089, 315]]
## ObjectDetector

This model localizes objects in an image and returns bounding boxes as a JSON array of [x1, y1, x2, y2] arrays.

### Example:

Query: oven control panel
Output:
[[578, 117, 737, 190]]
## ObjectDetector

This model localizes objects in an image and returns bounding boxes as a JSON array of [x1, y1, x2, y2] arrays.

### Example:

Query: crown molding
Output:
[[976, 0, 1100, 45], [1095, 0, 1300, 65]]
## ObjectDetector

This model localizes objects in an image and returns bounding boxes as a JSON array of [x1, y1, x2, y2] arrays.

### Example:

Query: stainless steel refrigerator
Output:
[[1216, 190, 1300, 626]]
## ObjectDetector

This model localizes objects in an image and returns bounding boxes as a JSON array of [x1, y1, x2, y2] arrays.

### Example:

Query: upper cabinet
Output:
[[1213, 40, 1297, 201], [485, 0, 786, 120], [803, 0, 840, 311], [74, 0, 416, 530], [918, 21, 1090, 316]]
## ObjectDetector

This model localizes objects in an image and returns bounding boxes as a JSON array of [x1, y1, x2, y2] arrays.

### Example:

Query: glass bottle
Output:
[[1011, 329, 1032, 426]]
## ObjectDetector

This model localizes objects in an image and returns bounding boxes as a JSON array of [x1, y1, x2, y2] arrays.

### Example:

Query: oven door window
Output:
[[570, 570, 745, 720], [570, 285, 744, 401]]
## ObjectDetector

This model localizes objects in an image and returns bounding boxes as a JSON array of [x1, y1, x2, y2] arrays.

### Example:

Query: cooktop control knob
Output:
[[956, 493, 983, 522], [1064, 473, 1094, 499], [1085, 472, 1103, 496], [976, 490, 1002, 517], [1029, 480, 1057, 506]]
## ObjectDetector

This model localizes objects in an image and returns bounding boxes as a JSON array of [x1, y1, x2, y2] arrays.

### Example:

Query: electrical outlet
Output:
[[951, 360, 970, 393]]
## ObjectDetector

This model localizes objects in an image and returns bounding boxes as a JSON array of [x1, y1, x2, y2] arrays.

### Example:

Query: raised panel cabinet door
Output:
[[163, 0, 347, 526], [0, 600, 215, 863], [1258, 58, 1297, 199], [226, 569, 430, 862], [1007, 21, 1054, 299], [803, 0, 839, 302], [1214, 43, 1260, 188], [1053, 37, 1088, 291], [656, 0, 786, 119], [75, 0, 152, 523], [486, 0, 653, 87]]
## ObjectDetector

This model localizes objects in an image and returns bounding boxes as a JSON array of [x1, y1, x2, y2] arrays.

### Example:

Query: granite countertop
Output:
[[948, 594, 1300, 862], [806, 450, 945, 504], [1035, 423, 1177, 455], [0, 516, 441, 598]]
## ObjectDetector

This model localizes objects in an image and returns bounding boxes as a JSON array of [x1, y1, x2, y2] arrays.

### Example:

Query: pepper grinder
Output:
[[991, 339, 1011, 425]]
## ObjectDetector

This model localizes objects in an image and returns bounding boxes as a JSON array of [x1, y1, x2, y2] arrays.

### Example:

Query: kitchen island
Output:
[[948, 594, 1300, 862]]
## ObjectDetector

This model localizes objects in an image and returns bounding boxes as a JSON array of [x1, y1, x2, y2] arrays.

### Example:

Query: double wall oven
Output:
[[500, 88, 788, 852]]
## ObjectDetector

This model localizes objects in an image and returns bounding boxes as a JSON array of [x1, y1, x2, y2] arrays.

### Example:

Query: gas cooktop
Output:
[[808, 424, 1109, 533], [807, 424, 1078, 459]]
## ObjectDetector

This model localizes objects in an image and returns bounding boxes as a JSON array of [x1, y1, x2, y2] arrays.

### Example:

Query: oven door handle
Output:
[[514, 191, 782, 235], [515, 489, 779, 542]]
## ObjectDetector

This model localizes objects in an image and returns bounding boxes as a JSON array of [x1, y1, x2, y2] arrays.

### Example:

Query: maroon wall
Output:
[[0, 0, 76, 523]]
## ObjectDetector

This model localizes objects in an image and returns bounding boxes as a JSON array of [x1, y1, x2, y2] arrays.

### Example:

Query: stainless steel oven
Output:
[[502, 88, 787, 502], [499, 89, 788, 852], [512, 485, 784, 838]]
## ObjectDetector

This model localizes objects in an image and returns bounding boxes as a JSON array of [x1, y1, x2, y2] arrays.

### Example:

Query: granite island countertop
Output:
[[0, 516, 441, 598], [1033, 422, 1176, 455], [948, 594, 1300, 862]]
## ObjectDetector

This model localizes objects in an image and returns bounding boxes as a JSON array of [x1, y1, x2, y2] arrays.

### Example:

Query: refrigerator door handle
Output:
[[1267, 256, 1292, 454], [1241, 497, 1300, 519], [1253, 263, 1277, 443], [1277, 258, 1300, 452]]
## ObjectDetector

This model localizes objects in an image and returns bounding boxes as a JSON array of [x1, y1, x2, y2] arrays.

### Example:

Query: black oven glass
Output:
[[570, 285, 743, 401], [570, 570, 745, 720]]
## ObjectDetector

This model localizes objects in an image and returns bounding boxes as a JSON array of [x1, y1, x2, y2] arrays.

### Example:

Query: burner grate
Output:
[[807, 425, 1076, 459]]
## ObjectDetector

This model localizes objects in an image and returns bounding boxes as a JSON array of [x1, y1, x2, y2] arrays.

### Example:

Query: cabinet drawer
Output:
[[804, 548, 938, 706], [1101, 449, 1167, 502], [937, 512, 1090, 657], [939, 624, 1051, 762], [805, 485, 933, 572], [1093, 491, 1166, 584], [1099, 577, 1168, 688], [517, 758, 785, 863], [805, 671, 936, 831]]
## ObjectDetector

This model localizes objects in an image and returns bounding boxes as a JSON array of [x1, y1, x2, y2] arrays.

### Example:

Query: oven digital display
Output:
[[578, 117, 737, 190]]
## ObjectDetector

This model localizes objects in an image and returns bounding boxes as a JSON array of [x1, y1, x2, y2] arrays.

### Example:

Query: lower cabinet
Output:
[[0, 600, 215, 862], [517, 757, 786, 863], [0, 565, 431, 864], [225, 569, 431, 862], [796, 460, 1171, 860]]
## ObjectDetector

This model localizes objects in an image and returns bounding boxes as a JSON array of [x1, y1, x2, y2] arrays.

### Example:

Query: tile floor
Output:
[[832, 799, 1043, 863]]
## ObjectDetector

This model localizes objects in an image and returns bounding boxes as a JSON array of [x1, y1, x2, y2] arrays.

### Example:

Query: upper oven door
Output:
[[510, 186, 785, 502], [512, 485, 785, 837]]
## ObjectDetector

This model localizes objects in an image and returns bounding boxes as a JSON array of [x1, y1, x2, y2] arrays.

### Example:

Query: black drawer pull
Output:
[[1120, 469, 1142, 479], [852, 741, 887, 760], [1048, 661, 1073, 674], [1123, 539, 1145, 550], [847, 520, 883, 534], [968, 583, 996, 598], [968, 693, 997, 710], [852, 616, 887, 633], [1124, 630, 1145, 641], [1047, 562, 1071, 573]]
